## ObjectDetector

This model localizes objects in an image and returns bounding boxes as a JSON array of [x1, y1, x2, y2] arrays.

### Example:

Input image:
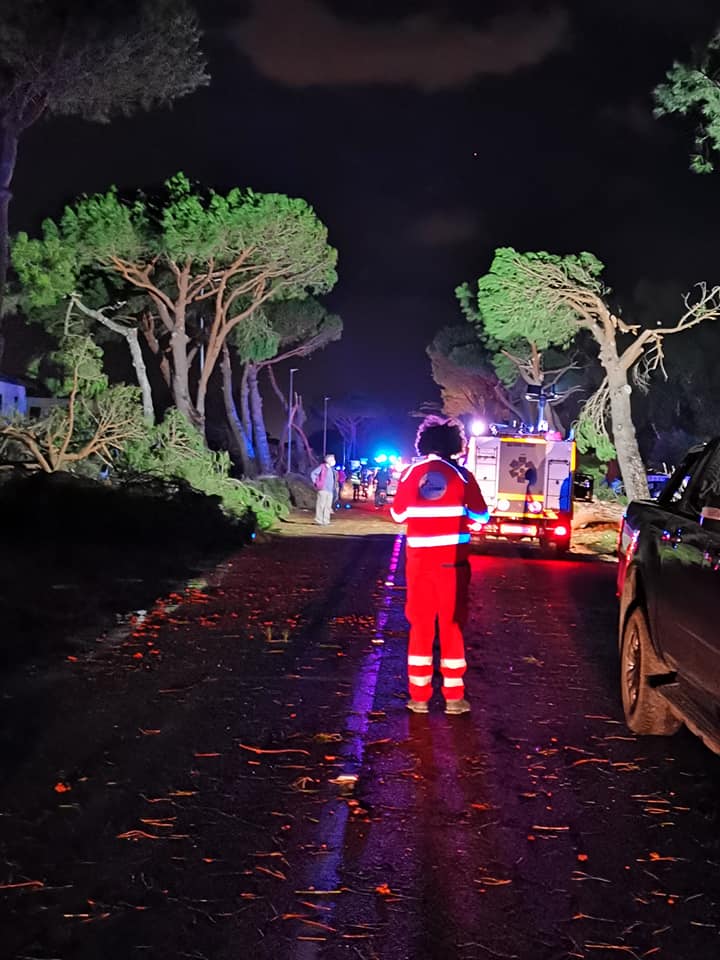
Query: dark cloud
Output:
[[231, 0, 569, 90], [411, 209, 483, 248], [598, 98, 658, 138], [584, 0, 717, 29]]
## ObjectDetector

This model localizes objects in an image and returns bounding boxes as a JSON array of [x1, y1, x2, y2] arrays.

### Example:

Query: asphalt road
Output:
[[2, 514, 720, 960]]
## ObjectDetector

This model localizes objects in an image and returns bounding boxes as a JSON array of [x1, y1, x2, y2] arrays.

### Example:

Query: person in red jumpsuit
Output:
[[391, 416, 488, 714]]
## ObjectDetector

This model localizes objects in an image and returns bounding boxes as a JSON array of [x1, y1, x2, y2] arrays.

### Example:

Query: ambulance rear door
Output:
[[544, 439, 575, 515], [469, 436, 500, 509]]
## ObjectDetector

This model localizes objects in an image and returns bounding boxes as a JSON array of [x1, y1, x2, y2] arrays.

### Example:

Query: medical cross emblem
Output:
[[509, 456, 536, 484]]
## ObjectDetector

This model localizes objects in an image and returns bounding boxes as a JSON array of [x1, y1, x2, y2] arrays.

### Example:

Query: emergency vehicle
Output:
[[465, 431, 576, 555]]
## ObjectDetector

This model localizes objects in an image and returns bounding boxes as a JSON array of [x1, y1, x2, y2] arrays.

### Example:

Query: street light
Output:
[[525, 384, 558, 431], [322, 396, 330, 458], [287, 368, 298, 474]]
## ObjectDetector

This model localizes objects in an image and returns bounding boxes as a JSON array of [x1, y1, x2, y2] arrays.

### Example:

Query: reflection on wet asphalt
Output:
[[2, 534, 720, 960]]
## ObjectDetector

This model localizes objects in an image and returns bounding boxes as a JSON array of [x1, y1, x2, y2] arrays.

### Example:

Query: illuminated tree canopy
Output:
[[460, 247, 720, 501], [654, 30, 720, 173], [13, 173, 338, 432], [0, 0, 209, 316]]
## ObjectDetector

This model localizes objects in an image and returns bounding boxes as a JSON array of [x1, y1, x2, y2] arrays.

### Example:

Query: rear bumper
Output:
[[470, 517, 571, 543]]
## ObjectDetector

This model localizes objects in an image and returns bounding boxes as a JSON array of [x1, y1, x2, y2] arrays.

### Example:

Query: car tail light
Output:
[[553, 524, 569, 538]]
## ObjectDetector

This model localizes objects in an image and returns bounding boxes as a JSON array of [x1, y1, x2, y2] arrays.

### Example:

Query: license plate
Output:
[[499, 523, 538, 537]]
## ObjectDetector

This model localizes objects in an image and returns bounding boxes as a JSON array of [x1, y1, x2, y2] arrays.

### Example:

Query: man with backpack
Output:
[[310, 453, 336, 525]]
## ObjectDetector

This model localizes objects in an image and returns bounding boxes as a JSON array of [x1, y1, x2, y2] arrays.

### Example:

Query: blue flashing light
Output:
[[375, 453, 388, 463]]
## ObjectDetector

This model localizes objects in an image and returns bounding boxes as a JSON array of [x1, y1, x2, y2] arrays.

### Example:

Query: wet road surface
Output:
[[2, 520, 720, 960]]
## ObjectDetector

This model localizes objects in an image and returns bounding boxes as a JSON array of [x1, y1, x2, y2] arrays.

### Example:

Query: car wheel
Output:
[[620, 608, 681, 736]]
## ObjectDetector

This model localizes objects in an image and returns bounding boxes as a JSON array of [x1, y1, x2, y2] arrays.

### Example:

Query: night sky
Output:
[[10, 0, 720, 452]]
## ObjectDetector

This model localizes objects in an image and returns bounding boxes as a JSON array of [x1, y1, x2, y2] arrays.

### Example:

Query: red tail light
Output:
[[553, 524, 569, 538]]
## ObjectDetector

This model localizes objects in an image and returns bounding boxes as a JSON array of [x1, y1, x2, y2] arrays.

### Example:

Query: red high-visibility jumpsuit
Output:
[[391, 455, 488, 702]]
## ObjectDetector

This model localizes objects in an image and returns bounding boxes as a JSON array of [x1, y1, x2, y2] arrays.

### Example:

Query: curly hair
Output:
[[415, 415, 466, 459]]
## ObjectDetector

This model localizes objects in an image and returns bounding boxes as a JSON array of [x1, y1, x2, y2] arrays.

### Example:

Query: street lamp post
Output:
[[322, 396, 330, 458], [525, 383, 558, 432], [287, 368, 298, 474]]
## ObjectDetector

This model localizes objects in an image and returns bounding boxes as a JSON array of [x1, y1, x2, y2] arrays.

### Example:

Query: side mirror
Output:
[[700, 505, 720, 531]]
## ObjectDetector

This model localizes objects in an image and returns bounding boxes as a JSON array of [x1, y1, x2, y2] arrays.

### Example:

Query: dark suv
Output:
[[617, 438, 720, 752]]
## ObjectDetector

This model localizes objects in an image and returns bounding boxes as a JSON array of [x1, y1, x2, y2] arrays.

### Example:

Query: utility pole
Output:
[[323, 395, 330, 458], [287, 368, 298, 474]]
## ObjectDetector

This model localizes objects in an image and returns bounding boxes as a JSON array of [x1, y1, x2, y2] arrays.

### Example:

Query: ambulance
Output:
[[465, 429, 576, 555]]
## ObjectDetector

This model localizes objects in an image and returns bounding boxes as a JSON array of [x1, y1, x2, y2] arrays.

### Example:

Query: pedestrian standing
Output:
[[310, 453, 336, 525], [335, 465, 346, 509], [374, 465, 390, 508], [391, 416, 488, 714]]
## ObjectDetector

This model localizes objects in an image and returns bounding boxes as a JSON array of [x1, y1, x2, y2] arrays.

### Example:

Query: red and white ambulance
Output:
[[465, 431, 576, 555]]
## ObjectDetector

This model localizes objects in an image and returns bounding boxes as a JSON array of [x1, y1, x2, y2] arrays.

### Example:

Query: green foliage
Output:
[[12, 222, 78, 309], [459, 248, 605, 353], [232, 297, 342, 365], [457, 250, 597, 399], [120, 410, 289, 529], [232, 311, 282, 363], [223, 298, 344, 412], [13, 173, 338, 315], [654, 32, 720, 173], [262, 298, 343, 353], [427, 324, 498, 389], [429, 324, 493, 373], [47, 334, 145, 466], [0, 1, 208, 124], [575, 413, 616, 462], [0, 333, 146, 472], [491, 350, 521, 387], [427, 324, 502, 419], [49, 334, 108, 399]]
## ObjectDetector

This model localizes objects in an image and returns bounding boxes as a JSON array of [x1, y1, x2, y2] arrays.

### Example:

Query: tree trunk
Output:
[[276, 420, 312, 474], [69, 298, 155, 423], [140, 313, 171, 387], [195, 336, 224, 426], [603, 343, 650, 501], [294, 423, 315, 470], [247, 363, 274, 474], [124, 328, 154, 422], [220, 343, 255, 476], [240, 364, 253, 450], [169, 325, 199, 427], [0, 122, 19, 353]]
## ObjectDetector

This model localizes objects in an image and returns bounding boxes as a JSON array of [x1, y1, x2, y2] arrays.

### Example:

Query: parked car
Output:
[[617, 438, 720, 752]]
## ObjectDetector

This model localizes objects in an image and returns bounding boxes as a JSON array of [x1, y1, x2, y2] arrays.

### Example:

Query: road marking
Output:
[[295, 534, 403, 959]]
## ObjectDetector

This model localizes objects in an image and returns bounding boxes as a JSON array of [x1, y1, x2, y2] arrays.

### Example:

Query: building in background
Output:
[[0, 377, 27, 417]]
